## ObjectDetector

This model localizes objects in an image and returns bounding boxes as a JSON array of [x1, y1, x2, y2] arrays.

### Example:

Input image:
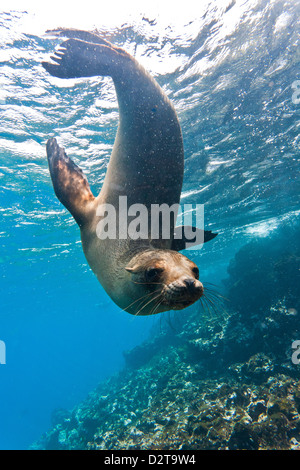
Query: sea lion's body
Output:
[[43, 29, 216, 315]]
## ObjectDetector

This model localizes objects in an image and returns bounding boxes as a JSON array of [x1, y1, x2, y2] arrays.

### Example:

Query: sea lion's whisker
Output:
[[201, 300, 210, 317], [204, 291, 225, 305], [202, 295, 219, 315], [202, 298, 216, 317], [122, 290, 158, 313], [166, 310, 176, 332], [149, 296, 163, 316], [135, 292, 162, 316], [204, 282, 220, 288], [200, 297, 212, 317], [131, 280, 163, 286], [202, 291, 228, 317], [134, 292, 162, 317], [204, 286, 229, 302]]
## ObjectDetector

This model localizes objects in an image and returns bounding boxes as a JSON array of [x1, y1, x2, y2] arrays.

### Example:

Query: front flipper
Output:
[[172, 226, 218, 251], [46, 138, 96, 227]]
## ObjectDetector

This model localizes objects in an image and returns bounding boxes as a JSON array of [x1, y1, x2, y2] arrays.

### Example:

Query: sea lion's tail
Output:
[[42, 29, 129, 80]]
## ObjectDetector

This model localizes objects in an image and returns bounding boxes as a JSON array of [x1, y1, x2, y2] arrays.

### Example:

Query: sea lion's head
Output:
[[125, 249, 203, 315]]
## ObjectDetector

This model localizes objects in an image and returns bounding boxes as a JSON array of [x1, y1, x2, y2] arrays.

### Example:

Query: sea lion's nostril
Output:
[[184, 278, 204, 296], [184, 278, 196, 290]]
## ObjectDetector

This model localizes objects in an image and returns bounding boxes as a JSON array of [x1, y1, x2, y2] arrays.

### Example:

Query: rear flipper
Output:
[[43, 30, 173, 119], [46, 138, 96, 227], [42, 34, 130, 80]]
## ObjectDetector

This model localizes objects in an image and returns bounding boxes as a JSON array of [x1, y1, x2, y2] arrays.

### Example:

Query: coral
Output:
[[32, 354, 300, 450]]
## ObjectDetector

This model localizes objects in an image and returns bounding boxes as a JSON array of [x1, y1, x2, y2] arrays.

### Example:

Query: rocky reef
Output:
[[32, 222, 300, 450]]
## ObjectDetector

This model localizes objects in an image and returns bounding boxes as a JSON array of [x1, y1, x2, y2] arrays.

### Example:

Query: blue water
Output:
[[0, 1, 299, 449]]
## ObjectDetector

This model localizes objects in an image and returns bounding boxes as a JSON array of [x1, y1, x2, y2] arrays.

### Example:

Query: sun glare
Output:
[[2, 0, 213, 31]]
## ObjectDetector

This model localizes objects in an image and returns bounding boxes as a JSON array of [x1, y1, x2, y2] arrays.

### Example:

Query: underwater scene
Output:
[[0, 0, 299, 452]]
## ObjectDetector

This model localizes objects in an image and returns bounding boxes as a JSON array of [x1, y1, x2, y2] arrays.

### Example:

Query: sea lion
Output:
[[43, 29, 217, 315]]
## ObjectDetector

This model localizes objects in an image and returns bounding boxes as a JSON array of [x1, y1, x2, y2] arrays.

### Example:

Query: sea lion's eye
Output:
[[145, 268, 161, 283], [192, 267, 199, 279]]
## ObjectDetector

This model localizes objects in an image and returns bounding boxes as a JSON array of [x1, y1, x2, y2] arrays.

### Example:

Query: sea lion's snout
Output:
[[163, 276, 204, 310], [183, 277, 204, 297]]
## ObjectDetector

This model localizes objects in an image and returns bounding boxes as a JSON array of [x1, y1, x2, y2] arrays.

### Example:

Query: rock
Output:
[[31, 220, 300, 450]]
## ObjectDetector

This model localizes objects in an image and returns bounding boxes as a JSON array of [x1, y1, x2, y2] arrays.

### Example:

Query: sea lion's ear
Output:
[[172, 226, 218, 252], [125, 266, 134, 272], [125, 263, 146, 273], [125, 265, 140, 273]]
